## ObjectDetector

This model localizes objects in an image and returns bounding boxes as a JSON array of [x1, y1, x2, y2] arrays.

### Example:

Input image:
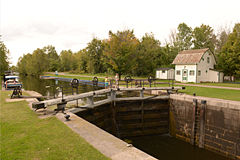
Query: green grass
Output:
[[176, 85, 240, 101], [0, 90, 110, 160], [191, 82, 240, 88]]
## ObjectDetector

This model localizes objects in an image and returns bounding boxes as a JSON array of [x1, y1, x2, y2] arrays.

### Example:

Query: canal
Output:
[[19, 75, 231, 160]]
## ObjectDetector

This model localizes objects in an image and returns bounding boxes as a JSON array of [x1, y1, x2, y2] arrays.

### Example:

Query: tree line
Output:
[[2, 22, 240, 80]]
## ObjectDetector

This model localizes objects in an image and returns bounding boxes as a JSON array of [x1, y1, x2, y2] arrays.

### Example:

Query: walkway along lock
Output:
[[32, 86, 185, 111]]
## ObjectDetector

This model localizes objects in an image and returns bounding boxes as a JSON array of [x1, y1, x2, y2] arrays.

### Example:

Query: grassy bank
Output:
[[0, 90, 110, 160], [43, 72, 240, 101], [175, 85, 240, 101]]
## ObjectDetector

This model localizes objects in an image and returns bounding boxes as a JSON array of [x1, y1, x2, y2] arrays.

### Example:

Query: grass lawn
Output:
[[175, 85, 240, 101], [0, 90, 110, 160], [191, 82, 240, 88]]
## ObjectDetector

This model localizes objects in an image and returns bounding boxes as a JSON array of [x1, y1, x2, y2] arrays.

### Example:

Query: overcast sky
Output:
[[1, 0, 239, 66]]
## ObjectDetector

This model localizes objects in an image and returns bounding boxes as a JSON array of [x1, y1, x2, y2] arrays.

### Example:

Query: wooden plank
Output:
[[116, 113, 168, 120], [115, 104, 169, 112], [118, 122, 168, 129], [119, 128, 168, 137]]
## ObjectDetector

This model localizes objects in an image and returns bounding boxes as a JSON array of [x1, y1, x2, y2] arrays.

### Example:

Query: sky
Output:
[[1, 0, 240, 66]]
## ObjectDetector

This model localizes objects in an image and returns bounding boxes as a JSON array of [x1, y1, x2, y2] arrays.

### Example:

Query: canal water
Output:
[[19, 75, 101, 97], [129, 134, 231, 160], [19, 75, 231, 160]]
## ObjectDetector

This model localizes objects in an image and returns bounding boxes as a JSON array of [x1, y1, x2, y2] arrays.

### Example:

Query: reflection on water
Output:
[[129, 134, 231, 160], [18, 75, 103, 97], [19, 75, 69, 96]]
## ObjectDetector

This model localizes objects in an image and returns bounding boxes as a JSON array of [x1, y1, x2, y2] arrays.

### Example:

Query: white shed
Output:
[[172, 48, 224, 83], [155, 68, 175, 79]]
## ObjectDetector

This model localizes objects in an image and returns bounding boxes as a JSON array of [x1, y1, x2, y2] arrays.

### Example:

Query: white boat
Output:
[[4, 76, 22, 89]]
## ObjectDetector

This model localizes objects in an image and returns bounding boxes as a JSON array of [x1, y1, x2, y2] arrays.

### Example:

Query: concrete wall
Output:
[[169, 94, 240, 159]]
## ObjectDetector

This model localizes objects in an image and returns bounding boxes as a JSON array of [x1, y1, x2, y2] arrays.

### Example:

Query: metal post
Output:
[[190, 99, 197, 145], [199, 100, 206, 148]]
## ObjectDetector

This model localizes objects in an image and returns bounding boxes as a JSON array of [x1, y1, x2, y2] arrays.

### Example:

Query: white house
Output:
[[155, 67, 175, 79], [172, 48, 224, 83]]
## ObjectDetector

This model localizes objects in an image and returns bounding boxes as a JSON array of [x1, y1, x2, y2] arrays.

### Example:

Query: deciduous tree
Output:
[[0, 39, 11, 75], [86, 38, 106, 74], [135, 32, 162, 76], [217, 23, 240, 81], [175, 22, 192, 51], [192, 24, 215, 52], [103, 30, 139, 80], [43, 45, 60, 72]]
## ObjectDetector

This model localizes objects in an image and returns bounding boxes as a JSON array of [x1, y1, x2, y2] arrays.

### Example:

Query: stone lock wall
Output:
[[169, 94, 240, 159], [76, 99, 169, 138]]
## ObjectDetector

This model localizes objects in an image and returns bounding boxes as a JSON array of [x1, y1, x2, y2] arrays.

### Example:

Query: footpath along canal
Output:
[[17, 75, 232, 159]]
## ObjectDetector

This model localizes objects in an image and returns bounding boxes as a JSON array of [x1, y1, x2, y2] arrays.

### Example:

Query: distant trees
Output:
[[43, 45, 60, 72], [15, 22, 239, 79], [59, 50, 76, 72], [17, 48, 47, 76], [0, 37, 11, 75]]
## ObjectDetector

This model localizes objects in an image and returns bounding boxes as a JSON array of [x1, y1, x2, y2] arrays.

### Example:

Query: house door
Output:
[[182, 69, 188, 82]]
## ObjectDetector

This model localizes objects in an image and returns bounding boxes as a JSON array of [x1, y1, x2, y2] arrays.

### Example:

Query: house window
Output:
[[176, 70, 181, 75], [190, 70, 195, 76], [198, 70, 201, 76], [207, 57, 210, 63], [162, 70, 165, 73]]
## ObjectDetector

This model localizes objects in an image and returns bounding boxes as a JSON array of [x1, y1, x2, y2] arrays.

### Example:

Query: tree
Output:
[[17, 53, 31, 75], [192, 24, 215, 52], [215, 30, 229, 55], [103, 30, 140, 80], [85, 37, 106, 74], [75, 49, 87, 73], [0, 38, 11, 75], [31, 48, 48, 76], [43, 45, 60, 72], [135, 32, 162, 76], [217, 23, 240, 81], [59, 50, 75, 71], [161, 44, 178, 67], [175, 22, 192, 51]]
